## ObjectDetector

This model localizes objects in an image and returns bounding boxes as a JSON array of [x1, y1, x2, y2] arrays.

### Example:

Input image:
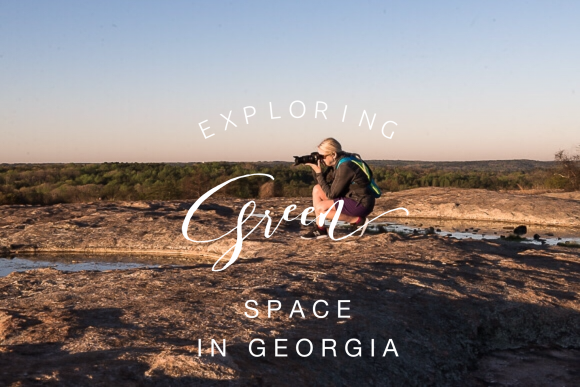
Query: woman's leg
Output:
[[312, 185, 359, 226], [318, 204, 359, 225], [312, 184, 328, 210]]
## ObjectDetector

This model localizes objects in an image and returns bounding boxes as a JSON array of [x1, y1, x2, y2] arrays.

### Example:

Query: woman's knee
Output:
[[314, 202, 326, 213], [313, 185, 329, 201], [315, 200, 336, 214]]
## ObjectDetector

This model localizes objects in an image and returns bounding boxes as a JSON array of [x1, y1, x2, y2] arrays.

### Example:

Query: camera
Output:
[[293, 152, 323, 166]]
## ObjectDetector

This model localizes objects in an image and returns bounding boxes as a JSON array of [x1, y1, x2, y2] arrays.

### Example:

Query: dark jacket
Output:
[[314, 152, 376, 210]]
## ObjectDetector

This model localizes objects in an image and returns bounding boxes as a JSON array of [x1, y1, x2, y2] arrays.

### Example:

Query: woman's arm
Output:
[[315, 163, 356, 199]]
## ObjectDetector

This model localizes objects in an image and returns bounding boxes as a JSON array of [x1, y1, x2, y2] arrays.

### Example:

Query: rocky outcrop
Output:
[[1, 234, 579, 385], [379, 187, 580, 227], [1, 188, 580, 257], [0, 188, 579, 385]]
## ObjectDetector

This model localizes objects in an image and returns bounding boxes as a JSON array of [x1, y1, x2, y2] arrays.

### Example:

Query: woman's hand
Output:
[[305, 160, 322, 174]]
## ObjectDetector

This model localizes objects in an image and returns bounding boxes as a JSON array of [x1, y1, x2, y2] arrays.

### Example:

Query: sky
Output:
[[1, 1, 579, 163]]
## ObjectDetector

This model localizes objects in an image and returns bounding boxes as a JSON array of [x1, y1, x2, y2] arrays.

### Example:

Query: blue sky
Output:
[[1, 1, 579, 162]]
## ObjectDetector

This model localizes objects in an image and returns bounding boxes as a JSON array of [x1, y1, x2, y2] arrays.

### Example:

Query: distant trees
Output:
[[0, 160, 568, 205], [555, 148, 580, 190]]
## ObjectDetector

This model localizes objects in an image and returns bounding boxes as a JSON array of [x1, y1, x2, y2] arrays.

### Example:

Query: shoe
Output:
[[351, 217, 370, 237], [300, 226, 328, 240]]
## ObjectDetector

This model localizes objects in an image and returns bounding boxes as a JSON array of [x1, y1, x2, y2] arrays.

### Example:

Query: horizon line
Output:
[[0, 158, 557, 165]]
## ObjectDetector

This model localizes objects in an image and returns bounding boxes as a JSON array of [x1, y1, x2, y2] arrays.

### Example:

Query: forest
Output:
[[0, 159, 574, 206]]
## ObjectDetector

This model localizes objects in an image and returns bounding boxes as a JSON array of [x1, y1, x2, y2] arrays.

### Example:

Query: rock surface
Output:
[[1, 188, 580, 257], [0, 188, 579, 386], [381, 188, 580, 227]]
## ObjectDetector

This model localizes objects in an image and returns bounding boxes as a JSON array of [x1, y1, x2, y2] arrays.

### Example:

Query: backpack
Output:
[[335, 156, 382, 198]]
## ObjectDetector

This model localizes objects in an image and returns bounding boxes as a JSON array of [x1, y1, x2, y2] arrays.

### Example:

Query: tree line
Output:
[[0, 158, 574, 206]]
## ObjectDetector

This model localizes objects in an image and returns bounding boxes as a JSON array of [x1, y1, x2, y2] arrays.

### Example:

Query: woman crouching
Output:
[[301, 138, 378, 240]]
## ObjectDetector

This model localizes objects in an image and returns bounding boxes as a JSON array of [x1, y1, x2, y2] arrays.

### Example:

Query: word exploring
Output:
[[198, 100, 397, 140], [182, 174, 409, 271]]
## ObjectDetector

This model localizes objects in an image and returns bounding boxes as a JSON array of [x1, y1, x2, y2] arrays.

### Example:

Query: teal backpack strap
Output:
[[335, 156, 356, 170], [336, 156, 382, 198]]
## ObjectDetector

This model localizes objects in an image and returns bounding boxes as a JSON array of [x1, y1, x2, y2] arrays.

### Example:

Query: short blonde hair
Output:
[[318, 138, 342, 157]]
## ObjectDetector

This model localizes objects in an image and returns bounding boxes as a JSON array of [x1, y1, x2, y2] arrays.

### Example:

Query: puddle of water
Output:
[[0, 255, 184, 277], [370, 218, 580, 246], [258, 213, 580, 246], [4, 216, 578, 277]]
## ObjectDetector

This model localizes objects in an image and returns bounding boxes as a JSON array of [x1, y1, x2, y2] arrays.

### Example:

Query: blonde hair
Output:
[[318, 138, 342, 157]]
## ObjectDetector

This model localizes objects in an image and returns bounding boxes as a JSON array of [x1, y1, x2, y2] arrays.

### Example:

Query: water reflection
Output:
[[3, 217, 580, 277], [0, 255, 184, 277], [368, 217, 580, 246], [309, 216, 580, 246]]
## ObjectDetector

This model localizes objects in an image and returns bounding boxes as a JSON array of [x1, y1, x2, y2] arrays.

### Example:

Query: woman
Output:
[[301, 137, 376, 239]]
